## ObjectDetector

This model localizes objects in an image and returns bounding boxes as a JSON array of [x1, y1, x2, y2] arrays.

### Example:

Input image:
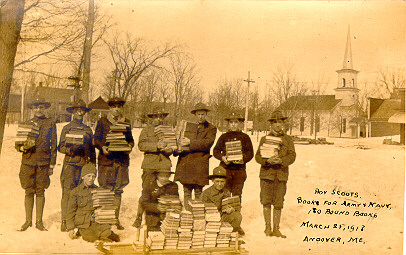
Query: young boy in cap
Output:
[[255, 111, 296, 238], [141, 169, 179, 232], [213, 113, 253, 202], [174, 102, 217, 211], [94, 97, 134, 230], [15, 97, 57, 231], [66, 163, 120, 242], [201, 166, 245, 236], [132, 107, 173, 228], [58, 99, 96, 232]]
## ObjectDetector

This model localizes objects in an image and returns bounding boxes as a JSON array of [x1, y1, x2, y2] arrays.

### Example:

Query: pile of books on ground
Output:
[[225, 140, 243, 161], [222, 196, 241, 213], [177, 211, 193, 249], [154, 125, 178, 150], [216, 222, 233, 247], [133, 227, 146, 252], [146, 231, 165, 250], [158, 195, 182, 213], [259, 136, 282, 158], [161, 212, 180, 249], [106, 122, 131, 151], [91, 189, 117, 225], [15, 123, 40, 145], [65, 127, 87, 145], [189, 200, 206, 248]]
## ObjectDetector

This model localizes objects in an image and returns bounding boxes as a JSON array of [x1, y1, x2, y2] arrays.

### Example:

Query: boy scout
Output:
[[66, 163, 120, 242], [255, 111, 296, 238], [58, 100, 96, 232], [94, 97, 134, 230], [201, 166, 245, 236], [174, 103, 217, 211], [213, 113, 253, 201], [16, 97, 57, 231], [132, 107, 173, 228], [141, 169, 179, 232]]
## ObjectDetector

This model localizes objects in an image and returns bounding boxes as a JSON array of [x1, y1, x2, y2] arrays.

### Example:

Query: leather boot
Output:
[[114, 194, 124, 230], [263, 206, 272, 236], [273, 209, 286, 238], [19, 192, 34, 231], [132, 198, 143, 228], [36, 195, 47, 231], [108, 231, 120, 242], [18, 221, 32, 232]]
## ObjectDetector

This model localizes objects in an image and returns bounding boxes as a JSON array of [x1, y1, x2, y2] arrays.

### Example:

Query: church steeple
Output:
[[342, 24, 353, 70]]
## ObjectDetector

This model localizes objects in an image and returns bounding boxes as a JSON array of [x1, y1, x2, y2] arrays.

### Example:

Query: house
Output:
[[277, 26, 366, 138], [6, 94, 22, 124]]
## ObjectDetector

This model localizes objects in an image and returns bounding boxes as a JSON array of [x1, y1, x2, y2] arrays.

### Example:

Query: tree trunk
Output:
[[0, 0, 26, 156], [81, 0, 95, 104]]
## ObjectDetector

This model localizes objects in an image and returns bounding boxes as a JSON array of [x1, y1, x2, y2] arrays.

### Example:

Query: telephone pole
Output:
[[243, 71, 255, 133]]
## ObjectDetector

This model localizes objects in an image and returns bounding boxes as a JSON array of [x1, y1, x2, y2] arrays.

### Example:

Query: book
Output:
[[260, 135, 282, 158], [225, 140, 243, 161]]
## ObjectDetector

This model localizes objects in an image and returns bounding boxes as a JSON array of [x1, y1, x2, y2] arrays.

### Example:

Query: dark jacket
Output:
[[94, 115, 134, 166], [255, 133, 296, 181], [138, 125, 172, 170], [58, 119, 96, 166], [201, 185, 231, 212], [141, 180, 179, 230], [174, 121, 217, 186], [66, 182, 97, 231], [213, 131, 254, 170], [17, 116, 57, 166]]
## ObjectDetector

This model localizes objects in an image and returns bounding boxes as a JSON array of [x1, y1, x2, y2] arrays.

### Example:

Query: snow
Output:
[[0, 124, 404, 254]]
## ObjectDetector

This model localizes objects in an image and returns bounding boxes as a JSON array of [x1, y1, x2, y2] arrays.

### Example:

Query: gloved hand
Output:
[[69, 144, 83, 156], [23, 139, 36, 151]]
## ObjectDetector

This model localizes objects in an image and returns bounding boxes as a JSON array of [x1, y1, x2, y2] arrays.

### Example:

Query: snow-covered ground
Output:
[[0, 123, 404, 254]]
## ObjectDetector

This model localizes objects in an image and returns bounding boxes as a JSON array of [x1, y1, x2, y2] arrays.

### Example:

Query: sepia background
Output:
[[0, 0, 405, 254]]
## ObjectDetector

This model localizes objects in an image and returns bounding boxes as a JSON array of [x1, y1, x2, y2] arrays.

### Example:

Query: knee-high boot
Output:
[[273, 208, 286, 238], [114, 193, 124, 230], [132, 197, 143, 228], [35, 194, 47, 231], [263, 206, 272, 236], [19, 192, 34, 231]]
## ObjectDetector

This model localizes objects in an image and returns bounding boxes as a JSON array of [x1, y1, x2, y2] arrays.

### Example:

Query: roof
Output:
[[30, 87, 74, 103], [7, 94, 22, 112], [388, 111, 405, 124], [369, 98, 384, 117], [370, 99, 401, 121], [277, 95, 341, 111], [88, 96, 109, 110]]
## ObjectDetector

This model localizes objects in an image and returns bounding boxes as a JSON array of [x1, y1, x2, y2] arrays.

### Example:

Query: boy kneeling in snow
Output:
[[141, 169, 179, 232], [201, 166, 245, 236], [66, 163, 120, 242]]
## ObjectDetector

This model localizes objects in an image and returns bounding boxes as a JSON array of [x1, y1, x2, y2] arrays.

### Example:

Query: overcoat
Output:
[[255, 134, 296, 182], [174, 121, 217, 186]]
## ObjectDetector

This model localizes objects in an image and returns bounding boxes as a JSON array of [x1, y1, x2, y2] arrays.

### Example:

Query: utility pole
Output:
[[68, 76, 82, 102], [81, 0, 95, 104], [243, 71, 255, 133]]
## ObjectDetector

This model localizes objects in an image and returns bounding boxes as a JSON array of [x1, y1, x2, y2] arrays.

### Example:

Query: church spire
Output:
[[342, 24, 353, 70]]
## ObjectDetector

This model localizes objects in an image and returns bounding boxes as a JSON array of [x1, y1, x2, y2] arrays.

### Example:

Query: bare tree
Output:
[[103, 32, 178, 101], [0, 0, 26, 155], [167, 53, 201, 124], [374, 67, 405, 98]]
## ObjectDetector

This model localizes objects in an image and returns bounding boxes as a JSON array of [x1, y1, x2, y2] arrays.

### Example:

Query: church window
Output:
[[342, 78, 346, 87], [300, 117, 305, 132], [315, 116, 320, 132], [352, 78, 355, 87], [342, 118, 347, 133]]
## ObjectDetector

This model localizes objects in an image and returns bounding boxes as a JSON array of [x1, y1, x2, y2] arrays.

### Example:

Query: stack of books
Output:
[[177, 211, 193, 249], [259, 136, 282, 158], [191, 230, 205, 249], [189, 200, 206, 248], [221, 196, 241, 213], [160, 212, 180, 249], [91, 189, 117, 225], [133, 227, 146, 252], [15, 123, 39, 145], [106, 122, 131, 152], [65, 127, 87, 145], [146, 231, 165, 250], [205, 203, 221, 222], [225, 140, 243, 161], [154, 125, 178, 150], [205, 221, 221, 248], [216, 222, 233, 247], [230, 232, 244, 247], [158, 195, 182, 213], [176, 120, 198, 151]]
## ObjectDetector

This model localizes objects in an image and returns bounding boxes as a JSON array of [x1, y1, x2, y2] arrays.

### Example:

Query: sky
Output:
[[96, 0, 405, 96]]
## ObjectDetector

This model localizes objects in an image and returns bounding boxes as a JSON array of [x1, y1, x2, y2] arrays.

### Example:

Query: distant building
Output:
[[6, 94, 22, 124], [368, 88, 404, 139], [277, 26, 366, 138]]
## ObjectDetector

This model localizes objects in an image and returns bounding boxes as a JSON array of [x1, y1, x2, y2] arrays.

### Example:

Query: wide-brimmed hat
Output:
[[154, 169, 175, 174], [147, 107, 169, 118], [225, 112, 245, 122], [191, 103, 210, 114], [80, 163, 97, 178], [209, 166, 227, 180], [107, 97, 126, 107], [267, 111, 288, 122], [66, 99, 91, 113], [29, 97, 51, 109]]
